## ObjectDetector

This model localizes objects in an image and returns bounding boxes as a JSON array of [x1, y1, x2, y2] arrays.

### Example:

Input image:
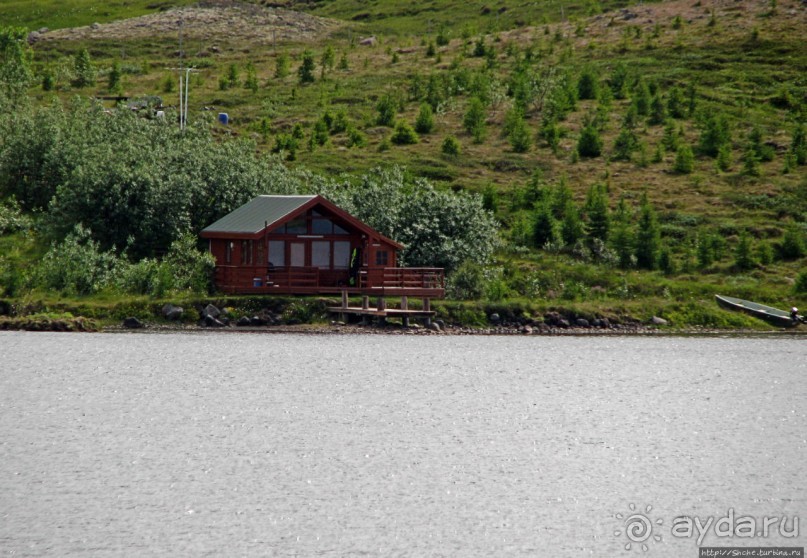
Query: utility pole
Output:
[[170, 15, 198, 130]]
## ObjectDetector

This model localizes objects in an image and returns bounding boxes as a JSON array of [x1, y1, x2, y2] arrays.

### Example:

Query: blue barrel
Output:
[[218, 112, 229, 125], [253, 277, 262, 287]]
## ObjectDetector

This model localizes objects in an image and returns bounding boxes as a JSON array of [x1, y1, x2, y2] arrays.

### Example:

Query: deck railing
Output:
[[214, 265, 320, 290], [213, 265, 444, 295], [373, 267, 445, 290]]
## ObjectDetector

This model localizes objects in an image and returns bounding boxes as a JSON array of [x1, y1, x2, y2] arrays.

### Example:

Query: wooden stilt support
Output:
[[339, 290, 348, 322], [377, 297, 386, 325], [401, 296, 409, 327], [362, 296, 369, 310], [423, 298, 432, 326]]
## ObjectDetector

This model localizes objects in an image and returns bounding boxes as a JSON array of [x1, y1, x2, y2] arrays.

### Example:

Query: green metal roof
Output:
[[201, 195, 316, 234]]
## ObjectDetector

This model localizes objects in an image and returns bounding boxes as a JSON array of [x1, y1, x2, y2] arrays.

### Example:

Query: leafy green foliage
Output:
[[508, 114, 532, 153], [72, 49, 95, 88], [673, 144, 695, 174], [698, 113, 731, 157], [780, 223, 806, 259], [275, 53, 290, 79], [441, 135, 461, 156], [0, 27, 33, 104], [325, 167, 498, 273], [414, 103, 435, 134], [376, 93, 397, 126], [577, 67, 599, 100], [635, 195, 660, 269], [32, 224, 117, 296], [585, 184, 610, 242], [577, 124, 603, 158], [390, 120, 419, 145], [463, 97, 487, 143], [298, 50, 316, 84], [734, 231, 756, 270]]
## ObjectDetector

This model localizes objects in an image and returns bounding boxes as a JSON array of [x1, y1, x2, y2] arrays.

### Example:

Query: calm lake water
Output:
[[1, 332, 805, 557]]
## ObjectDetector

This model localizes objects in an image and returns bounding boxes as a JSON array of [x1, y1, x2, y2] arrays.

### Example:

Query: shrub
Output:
[[414, 103, 435, 134], [376, 94, 397, 126], [673, 144, 695, 173], [531, 202, 557, 248], [611, 127, 637, 161], [297, 50, 316, 84], [72, 49, 95, 87], [716, 143, 732, 172], [734, 231, 756, 270], [441, 135, 461, 156], [577, 124, 602, 158], [508, 117, 532, 153], [780, 223, 806, 259], [390, 120, 419, 145], [275, 53, 290, 78], [635, 196, 660, 269], [346, 126, 367, 148], [698, 113, 731, 157], [794, 271, 807, 293], [463, 97, 487, 143], [577, 67, 599, 100], [448, 260, 486, 300], [31, 224, 118, 296]]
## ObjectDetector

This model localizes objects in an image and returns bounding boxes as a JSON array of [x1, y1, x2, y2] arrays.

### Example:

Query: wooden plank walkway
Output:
[[328, 292, 435, 324]]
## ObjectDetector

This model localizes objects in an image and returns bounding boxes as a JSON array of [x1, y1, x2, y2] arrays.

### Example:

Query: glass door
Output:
[[289, 242, 305, 267]]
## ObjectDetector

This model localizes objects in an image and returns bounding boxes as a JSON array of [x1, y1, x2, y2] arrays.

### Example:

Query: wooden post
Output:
[[423, 297, 432, 326], [400, 296, 409, 327], [376, 297, 387, 325], [362, 296, 369, 310], [341, 290, 348, 309]]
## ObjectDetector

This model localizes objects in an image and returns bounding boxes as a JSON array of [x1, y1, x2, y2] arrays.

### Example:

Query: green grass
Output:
[[0, 0, 198, 31]]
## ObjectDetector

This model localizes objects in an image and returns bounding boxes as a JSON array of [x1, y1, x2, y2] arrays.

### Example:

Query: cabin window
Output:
[[375, 250, 389, 266], [286, 217, 307, 235], [334, 241, 351, 269], [312, 218, 333, 235], [225, 241, 234, 264], [289, 242, 305, 267], [333, 223, 349, 235], [240, 240, 253, 264], [312, 241, 331, 268], [268, 240, 285, 267]]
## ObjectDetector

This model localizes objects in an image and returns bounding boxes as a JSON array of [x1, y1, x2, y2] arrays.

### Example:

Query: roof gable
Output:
[[200, 195, 403, 250], [201, 195, 315, 235]]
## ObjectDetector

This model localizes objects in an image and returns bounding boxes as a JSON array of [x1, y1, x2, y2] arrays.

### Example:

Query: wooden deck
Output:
[[213, 265, 445, 298], [328, 292, 436, 325]]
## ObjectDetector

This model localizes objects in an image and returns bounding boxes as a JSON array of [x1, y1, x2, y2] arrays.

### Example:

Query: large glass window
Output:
[[334, 241, 351, 269], [312, 241, 331, 268], [312, 218, 333, 235], [290, 242, 305, 267], [225, 241, 233, 264], [375, 250, 388, 266], [240, 240, 253, 265], [268, 240, 285, 267], [333, 223, 348, 235], [286, 217, 307, 235]]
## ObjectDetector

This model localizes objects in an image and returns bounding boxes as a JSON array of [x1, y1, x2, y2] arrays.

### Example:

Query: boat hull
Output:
[[715, 295, 798, 328]]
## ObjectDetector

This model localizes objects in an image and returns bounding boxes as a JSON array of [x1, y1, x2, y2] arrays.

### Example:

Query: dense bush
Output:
[[321, 166, 498, 273], [0, 100, 301, 258]]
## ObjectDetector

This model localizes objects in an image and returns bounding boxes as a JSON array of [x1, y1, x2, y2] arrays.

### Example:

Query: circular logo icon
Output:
[[614, 504, 663, 552]]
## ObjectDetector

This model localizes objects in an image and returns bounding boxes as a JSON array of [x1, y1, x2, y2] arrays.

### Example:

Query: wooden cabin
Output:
[[200, 195, 445, 298]]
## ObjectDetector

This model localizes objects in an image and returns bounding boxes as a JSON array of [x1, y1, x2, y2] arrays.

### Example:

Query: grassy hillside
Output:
[[1, 0, 806, 327]]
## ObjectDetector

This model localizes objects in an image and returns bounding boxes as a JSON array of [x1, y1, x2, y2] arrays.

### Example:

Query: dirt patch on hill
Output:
[[38, 0, 343, 45]]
